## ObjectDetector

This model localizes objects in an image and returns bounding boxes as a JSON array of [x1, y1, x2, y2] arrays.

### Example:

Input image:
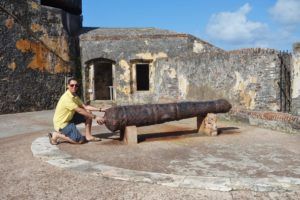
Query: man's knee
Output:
[[72, 113, 86, 125], [85, 110, 92, 121]]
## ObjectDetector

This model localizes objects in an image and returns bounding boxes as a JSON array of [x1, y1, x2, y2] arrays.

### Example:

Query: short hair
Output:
[[67, 77, 78, 85]]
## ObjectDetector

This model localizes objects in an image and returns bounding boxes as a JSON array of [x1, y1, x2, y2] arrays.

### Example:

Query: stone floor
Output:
[[60, 120, 300, 179], [1, 110, 300, 199]]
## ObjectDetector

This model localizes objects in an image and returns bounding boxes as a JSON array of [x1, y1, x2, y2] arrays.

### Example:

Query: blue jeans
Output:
[[60, 113, 86, 142]]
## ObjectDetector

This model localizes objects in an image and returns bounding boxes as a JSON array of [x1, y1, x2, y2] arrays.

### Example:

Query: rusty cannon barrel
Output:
[[104, 99, 232, 132]]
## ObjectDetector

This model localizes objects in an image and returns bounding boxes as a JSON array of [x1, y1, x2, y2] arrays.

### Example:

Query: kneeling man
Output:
[[49, 77, 106, 145]]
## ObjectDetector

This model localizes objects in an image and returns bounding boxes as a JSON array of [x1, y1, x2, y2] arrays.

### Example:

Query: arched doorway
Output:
[[85, 58, 116, 101]]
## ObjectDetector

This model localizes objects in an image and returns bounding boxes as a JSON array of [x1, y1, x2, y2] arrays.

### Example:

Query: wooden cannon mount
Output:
[[103, 99, 232, 144]]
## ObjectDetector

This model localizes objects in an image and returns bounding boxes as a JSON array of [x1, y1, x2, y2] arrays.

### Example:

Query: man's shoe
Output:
[[48, 132, 58, 145], [87, 137, 101, 142]]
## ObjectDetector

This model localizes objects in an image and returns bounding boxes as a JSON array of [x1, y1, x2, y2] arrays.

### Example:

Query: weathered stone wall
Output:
[[156, 49, 284, 111], [156, 48, 299, 133], [80, 28, 221, 64], [80, 28, 296, 116], [80, 28, 223, 104], [292, 43, 300, 115], [0, 0, 80, 114]]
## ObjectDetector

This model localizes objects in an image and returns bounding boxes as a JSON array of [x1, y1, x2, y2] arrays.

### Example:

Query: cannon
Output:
[[103, 99, 232, 134]]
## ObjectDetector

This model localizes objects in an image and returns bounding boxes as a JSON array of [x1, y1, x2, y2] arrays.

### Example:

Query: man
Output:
[[49, 77, 107, 145]]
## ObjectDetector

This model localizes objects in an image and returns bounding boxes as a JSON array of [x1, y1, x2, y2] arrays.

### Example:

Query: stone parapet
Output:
[[227, 108, 300, 134]]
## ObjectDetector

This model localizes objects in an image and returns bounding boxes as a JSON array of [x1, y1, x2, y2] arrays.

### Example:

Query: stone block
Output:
[[123, 126, 138, 145], [197, 113, 218, 136]]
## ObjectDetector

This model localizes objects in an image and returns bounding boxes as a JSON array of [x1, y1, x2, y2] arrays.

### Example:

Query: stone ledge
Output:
[[227, 109, 300, 134]]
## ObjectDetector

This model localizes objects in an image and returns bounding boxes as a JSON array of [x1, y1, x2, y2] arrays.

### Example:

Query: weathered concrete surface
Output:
[[1, 110, 300, 199], [56, 120, 300, 181], [0, 110, 54, 138], [0, 110, 92, 138]]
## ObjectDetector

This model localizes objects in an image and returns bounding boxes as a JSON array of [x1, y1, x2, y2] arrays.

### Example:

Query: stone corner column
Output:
[[291, 43, 300, 115]]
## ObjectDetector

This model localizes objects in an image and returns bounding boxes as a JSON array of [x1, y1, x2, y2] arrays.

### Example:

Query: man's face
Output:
[[68, 80, 79, 94]]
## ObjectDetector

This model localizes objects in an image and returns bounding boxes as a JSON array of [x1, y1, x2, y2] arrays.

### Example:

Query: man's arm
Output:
[[74, 107, 94, 118], [82, 104, 111, 112], [74, 107, 105, 125]]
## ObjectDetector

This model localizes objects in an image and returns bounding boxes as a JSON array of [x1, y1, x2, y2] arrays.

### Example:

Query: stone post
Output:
[[123, 126, 138, 145], [292, 43, 300, 115], [197, 113, 218, 136]]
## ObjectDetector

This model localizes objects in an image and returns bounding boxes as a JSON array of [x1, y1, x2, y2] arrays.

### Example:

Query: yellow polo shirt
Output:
[[53, 90, 83, 131]]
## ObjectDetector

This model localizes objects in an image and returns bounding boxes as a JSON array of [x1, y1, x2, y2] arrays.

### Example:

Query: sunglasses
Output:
[[69, 84, 79, 88]]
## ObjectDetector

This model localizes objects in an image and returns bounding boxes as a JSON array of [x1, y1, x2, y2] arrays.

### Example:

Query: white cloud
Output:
[[269, 0, 300, 27], [205, 3, 268, 45]]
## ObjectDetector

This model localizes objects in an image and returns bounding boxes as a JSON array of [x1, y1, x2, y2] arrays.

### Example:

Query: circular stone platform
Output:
[[31, 119, 300, 192]]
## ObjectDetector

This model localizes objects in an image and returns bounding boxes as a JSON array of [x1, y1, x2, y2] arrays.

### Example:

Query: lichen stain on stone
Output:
[[168, 68, 177, 79], [5, 18, 14, 29], [178, 75, 188, 98], [233, 71, 256, 109], [119, 60, 130, 83], [55, 63, 70, 73], [16, 39, 69, 73], [119, 60, 130, 69], [161, 64, 177, 79], [117, 60, 131, 95], [42, 36, 70, 62], [18, 39, 50, 71], [292, 59, 300, 98], [193, 41, 204, 53], [30, 23, 42, 32], [148, 65, 155, 93], [135, 52, 168, 61], [30, 1, 39, 10], [8, 61, 16, 71], [268, 62, 276, 69], [242, 92, 254, 110], [117, 86, 130, 96], [16, 39, 32, 53], [29, 24, 70, 62]]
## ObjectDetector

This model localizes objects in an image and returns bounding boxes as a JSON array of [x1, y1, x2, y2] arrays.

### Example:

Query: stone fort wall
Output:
[[0, 0, 80, 114], [156, 48, 286, 112], [79, 28, 223, 105], [1, 0, 299, 133]]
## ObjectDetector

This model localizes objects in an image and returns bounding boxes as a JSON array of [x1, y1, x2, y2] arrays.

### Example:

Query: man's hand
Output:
[[99, 105, 112, 112], [95, 116, 105, 125]]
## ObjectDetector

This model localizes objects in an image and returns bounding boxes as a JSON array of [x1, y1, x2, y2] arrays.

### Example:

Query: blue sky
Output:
[[82, 0, 300, 51]]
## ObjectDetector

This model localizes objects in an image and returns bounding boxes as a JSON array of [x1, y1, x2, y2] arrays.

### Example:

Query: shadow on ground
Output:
[[93, 126, 240, 144]]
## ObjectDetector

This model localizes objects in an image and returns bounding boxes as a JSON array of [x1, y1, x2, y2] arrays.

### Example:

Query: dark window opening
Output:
[[94, 62, 113, 100], [136, 64, 149, 91]]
